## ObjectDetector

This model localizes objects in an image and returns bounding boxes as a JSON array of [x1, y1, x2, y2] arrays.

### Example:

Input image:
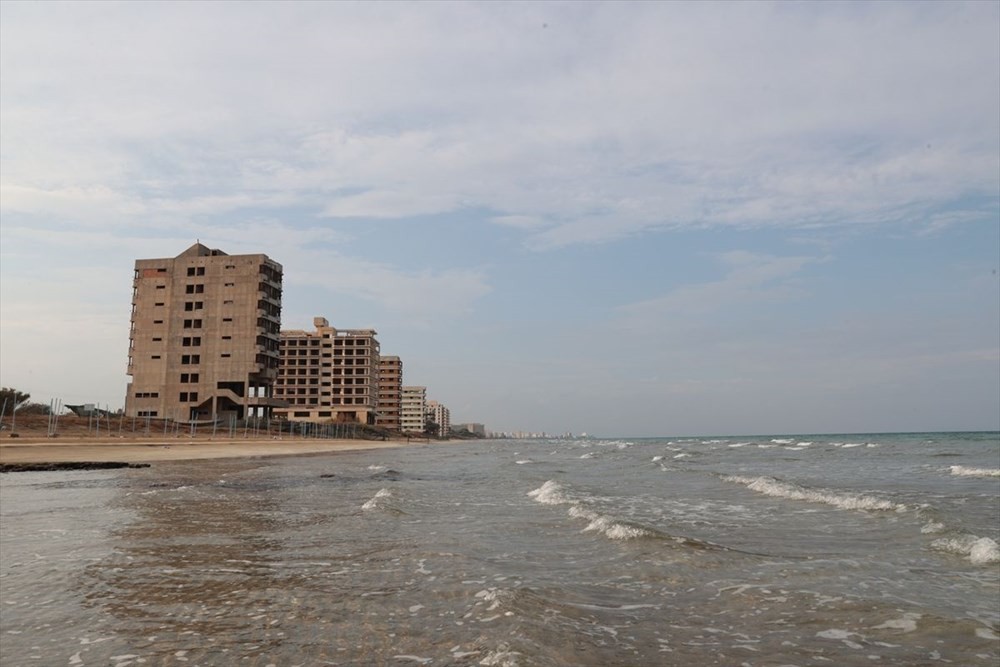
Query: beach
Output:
[[0, 435, 409, 466], [0, 414, 418, 467]]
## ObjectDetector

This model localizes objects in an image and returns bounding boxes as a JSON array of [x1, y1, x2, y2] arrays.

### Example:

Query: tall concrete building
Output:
[[376, 355, 402, 431], [400, 386, 427, 433], [426, 399, 450, 437], [273, 317, 381, 424], [125, 243, 283, 422]]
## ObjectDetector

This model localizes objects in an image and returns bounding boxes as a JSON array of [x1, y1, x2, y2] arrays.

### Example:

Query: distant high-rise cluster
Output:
[[125, 244, 469, 435]]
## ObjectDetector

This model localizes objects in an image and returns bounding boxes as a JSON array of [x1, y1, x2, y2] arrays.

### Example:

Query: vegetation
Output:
[[0, 387, 49, 415]]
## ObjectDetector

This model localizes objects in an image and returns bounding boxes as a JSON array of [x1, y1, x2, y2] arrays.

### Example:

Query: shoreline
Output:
[[0, 435, 420, 468]]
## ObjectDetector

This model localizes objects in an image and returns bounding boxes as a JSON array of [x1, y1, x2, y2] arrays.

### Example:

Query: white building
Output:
[[426, 400, 450, 437], [400, 385, 426, 433]]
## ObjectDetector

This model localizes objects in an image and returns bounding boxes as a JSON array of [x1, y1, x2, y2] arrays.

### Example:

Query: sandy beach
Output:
[[0, 414, 419, 467], [0, 436, 410, 466]]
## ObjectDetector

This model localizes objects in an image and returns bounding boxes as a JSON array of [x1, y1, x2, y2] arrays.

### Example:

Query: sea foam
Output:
[[930, 535, 1000, 564], [362, 488, 394, 511], [722, 475, 906, 512], [527, 480, 572, 505], [529, 481, 651, 541], [949, 465, 1000, 478]]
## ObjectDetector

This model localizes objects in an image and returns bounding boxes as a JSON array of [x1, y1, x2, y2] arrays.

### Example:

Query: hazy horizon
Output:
[[1, 2, 997, 437]]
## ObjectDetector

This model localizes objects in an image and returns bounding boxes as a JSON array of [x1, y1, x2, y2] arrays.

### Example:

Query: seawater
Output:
[[1, 432, 997, 666]]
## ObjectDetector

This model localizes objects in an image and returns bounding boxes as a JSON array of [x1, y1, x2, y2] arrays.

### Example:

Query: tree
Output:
[[0, 387, 30, 412], [17, 402, 50, 415], [424, 420, 440, 437]]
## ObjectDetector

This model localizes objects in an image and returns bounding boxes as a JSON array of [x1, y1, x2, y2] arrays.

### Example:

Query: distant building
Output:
[[426, 399, 450, 437], [273, 317, 380, 424], [376, 355, 402, 431], [454, 422, 486, 436], [125, 243, 283, 422], [400, 386, 426, 433]]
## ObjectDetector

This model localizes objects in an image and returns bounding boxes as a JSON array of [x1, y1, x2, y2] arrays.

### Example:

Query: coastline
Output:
[[0, 435, 417, 467]]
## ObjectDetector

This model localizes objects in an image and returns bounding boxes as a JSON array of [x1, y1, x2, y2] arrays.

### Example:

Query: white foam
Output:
[[362, 488, 394, 510], [582, 515, 652, 540], [949, 465, 1000, 478], [515, 460, 533, 465], [870, 613, 920, 633], [393, 656, 432, 664], [816, 629, 855, 639], [931, 535, 1000, 564], [479, 643, 521, 667], [567, 505, 598, 520], [723, 475, 906, 512], [920, 522, 945, 534], [527, 480, 571, 505], [652, 455, 664, 461], [771, 439, 794, 444]]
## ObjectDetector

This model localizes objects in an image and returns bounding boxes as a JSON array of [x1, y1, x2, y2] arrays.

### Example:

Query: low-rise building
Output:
[[453, 422, 486, 436]]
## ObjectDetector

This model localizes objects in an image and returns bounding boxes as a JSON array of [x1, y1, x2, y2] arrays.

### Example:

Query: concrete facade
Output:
[[376, 355, 402, 431], [400, 385, 426, 433], [426, 399, 450, 438], [125, 243, 283, 422], [273, 317, 381, 424]]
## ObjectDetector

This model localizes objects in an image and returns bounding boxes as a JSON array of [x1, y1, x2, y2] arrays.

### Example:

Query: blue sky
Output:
[[1, 1, 997, 436]]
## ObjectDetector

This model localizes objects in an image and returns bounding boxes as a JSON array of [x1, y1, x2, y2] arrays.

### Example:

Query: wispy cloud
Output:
[[2, 2, 996, 247], [617, 251, 819, 329]]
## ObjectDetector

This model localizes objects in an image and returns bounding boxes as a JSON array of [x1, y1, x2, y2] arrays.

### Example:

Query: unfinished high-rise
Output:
[[273, 317, 381, 424], [125, 243, 283, 422], [400, 385, 427, 433], [376, 355, 402, 431]]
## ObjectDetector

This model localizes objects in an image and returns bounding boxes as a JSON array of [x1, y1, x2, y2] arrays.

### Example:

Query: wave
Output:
[[949, 465, 1000, 478], [362, 488, 398, 512], [528, 481, 660, 542], [527, 480, 573, 505], [722, 475, 906, 512], [527, 481, 757, 551], [930, 535, 1000, 564], [567, 505, 655, 540]]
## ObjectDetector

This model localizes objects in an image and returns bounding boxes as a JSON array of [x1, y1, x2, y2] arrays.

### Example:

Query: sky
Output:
[[1, 1, 998, 437]]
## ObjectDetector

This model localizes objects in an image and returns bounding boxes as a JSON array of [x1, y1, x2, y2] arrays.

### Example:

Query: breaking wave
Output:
[[949, 465, 1000, 478], [722, 475, 906, 512], [930, 535, 1000, 564], [362, 488, 397, 512]]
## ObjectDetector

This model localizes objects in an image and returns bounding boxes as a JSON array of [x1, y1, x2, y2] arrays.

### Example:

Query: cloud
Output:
[[322, 189, 461, 219], [2, 2, 996, 249], [490, 215, 548, 229], [616, 251, 818, 328]]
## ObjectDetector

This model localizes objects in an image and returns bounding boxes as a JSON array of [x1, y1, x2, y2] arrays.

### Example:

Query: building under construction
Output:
[[125, 243, 284, 423]]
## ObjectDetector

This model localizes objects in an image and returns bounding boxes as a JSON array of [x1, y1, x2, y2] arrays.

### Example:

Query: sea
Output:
[[0, 431, 997, 667]]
